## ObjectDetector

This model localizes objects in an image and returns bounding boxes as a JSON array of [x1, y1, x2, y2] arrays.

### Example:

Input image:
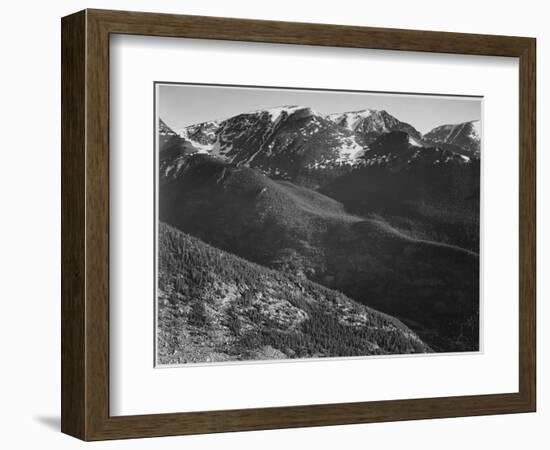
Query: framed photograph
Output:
[[61, 9, 536, 440]]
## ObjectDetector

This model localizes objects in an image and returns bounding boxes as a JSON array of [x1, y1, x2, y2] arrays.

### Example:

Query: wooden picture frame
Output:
[[61, 9, 536, 441]]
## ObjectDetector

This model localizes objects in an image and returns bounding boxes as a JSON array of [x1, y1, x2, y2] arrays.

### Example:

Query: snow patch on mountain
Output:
[[334, 137, 366, 164], [262, 105, 303, 122], [187, 141, 214, 154], [160, 105, 479, 180], [469, 120, 480, 140], [326, 109, 375, 131], [408, 135, 422, 147]]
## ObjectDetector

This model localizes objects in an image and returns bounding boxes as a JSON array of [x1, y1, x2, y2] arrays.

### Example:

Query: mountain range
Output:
[[160, 106, 480, 176], [158, 104, 481, 360]]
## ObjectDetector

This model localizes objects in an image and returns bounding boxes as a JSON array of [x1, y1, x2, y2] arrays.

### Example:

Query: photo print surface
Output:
[[155, 83, 481, 366]]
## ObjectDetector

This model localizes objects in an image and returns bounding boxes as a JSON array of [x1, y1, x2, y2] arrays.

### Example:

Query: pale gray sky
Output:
[[157, 83, 481, 134]]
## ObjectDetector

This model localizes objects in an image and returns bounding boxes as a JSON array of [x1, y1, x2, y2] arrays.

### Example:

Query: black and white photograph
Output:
[[155, 83, 481, 365]]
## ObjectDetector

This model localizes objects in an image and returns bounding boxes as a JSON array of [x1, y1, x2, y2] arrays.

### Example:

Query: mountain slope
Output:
[[160, 108, 478, 189], [177, 106, 368, 177], [321, 131, 481, 252], [157, 223, 430, 364], [159, 155, 480, 352], [158, 119, 185, 153], [327, 109, 423, 144], [423, 120, 481, 155], [363, 130, 472, 168]]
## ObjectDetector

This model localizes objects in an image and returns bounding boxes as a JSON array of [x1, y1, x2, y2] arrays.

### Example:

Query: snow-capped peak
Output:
[[262, 105, 302, 121], [422, 119, 481, 156], [241, 105, 316, 123], [326, 109, 375, 130], [177, 120, 219, 139], [469, 120, 480, 140], [174, 106, 309, 137]]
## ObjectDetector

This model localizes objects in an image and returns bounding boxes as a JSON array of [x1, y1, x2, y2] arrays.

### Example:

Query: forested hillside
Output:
[[157, 223, 431, 364]]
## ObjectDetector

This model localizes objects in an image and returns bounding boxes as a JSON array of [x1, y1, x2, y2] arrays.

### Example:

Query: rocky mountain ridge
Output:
[[160, 106, 480, 180]]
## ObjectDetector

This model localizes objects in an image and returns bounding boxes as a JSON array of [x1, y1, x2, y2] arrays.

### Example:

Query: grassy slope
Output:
[[158, 223, 430, 364]]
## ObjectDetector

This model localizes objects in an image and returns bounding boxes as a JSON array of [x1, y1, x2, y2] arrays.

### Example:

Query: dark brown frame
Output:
[[61, 9, 536, 441]]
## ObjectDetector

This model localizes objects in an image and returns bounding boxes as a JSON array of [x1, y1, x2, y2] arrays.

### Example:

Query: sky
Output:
[[157, 83, 482, 135]]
